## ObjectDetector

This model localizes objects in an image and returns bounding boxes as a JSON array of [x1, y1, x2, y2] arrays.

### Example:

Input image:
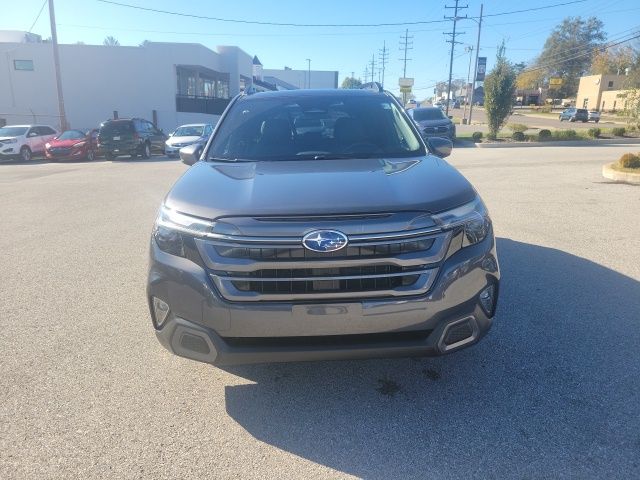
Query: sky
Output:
[[2, 0, 639, 99]]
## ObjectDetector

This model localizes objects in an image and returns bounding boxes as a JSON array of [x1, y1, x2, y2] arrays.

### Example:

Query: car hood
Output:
[[0, 137, 18, 142], [167, 136, 201, 145], [49, 138, 86, 147], [416, 119, 452, 128], [164, 155, 476, 219]]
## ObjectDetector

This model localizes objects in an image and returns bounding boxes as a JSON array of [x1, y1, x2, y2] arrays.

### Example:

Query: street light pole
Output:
[[306, 58, 311, 89], [462, 45, 473, 123], [48, 0, 68, 130], [468, 3, 483, 125]]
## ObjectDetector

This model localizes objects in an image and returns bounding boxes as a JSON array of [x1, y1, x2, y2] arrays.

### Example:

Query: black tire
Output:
[[141, 142, 151, 159], [130, 151, 138, 159], [569, 117, 575, 122], [105, 152, 115, 161], [20, 146, 32, 162], [86, 150, 95, 162], [595, 119, 599, 123], [559, 116, 563, 121]]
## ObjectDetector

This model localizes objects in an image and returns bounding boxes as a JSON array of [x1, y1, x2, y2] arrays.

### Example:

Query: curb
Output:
[[602, 163, 640, 185], [475, 138, 640, 148]]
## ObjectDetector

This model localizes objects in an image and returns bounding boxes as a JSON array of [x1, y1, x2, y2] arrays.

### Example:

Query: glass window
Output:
[[14, 60, 34, 71], [411, 108, 446, 121], [174, 125, 205, 137], [0, 126, 28, 136], [208, 93, 425, 161], [58, 130, 86, 140]]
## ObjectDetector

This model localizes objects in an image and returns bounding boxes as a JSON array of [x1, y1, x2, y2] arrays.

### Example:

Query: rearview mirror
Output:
[[179, 143, 201, 166], [426, 137, 453, 158]]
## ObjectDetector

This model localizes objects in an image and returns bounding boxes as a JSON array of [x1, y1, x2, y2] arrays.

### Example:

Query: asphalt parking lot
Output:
[[1, 146, 639, 479]]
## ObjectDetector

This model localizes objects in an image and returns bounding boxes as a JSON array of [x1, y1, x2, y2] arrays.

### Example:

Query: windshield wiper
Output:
[[207, 156, 253, 163], [294, 153, 375, 160]]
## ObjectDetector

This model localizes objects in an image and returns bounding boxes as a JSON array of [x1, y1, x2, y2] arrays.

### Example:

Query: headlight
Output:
[[5, 138, 17, 144], [433, 196, 491, 247], [153, 205, 235, 258], [45, 142, 51, 149]]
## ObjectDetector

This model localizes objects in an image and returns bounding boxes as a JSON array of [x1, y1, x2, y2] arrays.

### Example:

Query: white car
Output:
[[164, 123, 213, 157], [0, 124, 59, 161], [588, 111, 600, 123]]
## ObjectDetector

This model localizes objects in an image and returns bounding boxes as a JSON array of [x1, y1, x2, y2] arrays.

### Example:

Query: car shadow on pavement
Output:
[[222, 238, 640, 479]]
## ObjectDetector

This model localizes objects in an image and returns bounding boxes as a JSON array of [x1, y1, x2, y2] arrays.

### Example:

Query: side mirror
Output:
[[426, 137, 453, 158], [179, 143, 201, 166]]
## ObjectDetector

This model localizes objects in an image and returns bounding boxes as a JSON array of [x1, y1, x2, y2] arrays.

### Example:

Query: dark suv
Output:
[[559, 108, 588, 122], [147, 87, 500, 366], [98, 118, 167, 160]]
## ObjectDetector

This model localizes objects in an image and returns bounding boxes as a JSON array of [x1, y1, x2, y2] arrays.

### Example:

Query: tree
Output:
[[536, 17, 606, 97], [516, 68, 544, 90], [484, 42, 517, 139], [103, 36, 120, 46], [341, 77, 363, 89], [590, 46, 636, 75]]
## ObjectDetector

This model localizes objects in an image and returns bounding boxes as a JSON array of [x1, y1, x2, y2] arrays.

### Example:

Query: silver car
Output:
[[148, 88, 499, 366], [164, 123, 213, 157]]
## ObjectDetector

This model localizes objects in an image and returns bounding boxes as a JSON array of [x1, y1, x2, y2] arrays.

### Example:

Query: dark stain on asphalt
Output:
[[423, 368, 441, 381], [376, 379, 401, 396]]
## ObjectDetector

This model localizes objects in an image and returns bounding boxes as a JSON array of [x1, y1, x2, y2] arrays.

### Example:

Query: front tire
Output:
[[20, 146, 32, 162], [105, 152, 115, 161], [141, 142, 151, 159], [86, 150, 95, 162]]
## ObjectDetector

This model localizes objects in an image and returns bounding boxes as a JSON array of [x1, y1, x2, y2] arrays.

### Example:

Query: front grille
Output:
[[215, 239, 434, 260], [49, 147, 72, 156], [197, 226, 451, 302], [424, 126, 450, 134]]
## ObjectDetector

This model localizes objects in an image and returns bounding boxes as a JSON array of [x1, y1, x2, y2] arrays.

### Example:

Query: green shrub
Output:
[[507, 123, 528, 133], [486, 133, 497, 141], [471, 131, 483, 142], [538, 129, 552, 141], [617, 153, 640, 169], [629, 125, 638, 132], [552, 129, 579, 140], [512, 131, 526, 141], [540, 105, 553, 113], [612, 127, 626, 136], [587, 127, 601, 138]]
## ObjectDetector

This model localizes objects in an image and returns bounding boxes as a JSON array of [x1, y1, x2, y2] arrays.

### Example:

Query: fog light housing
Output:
[[152, 297, 170, 327], [479, 285, 496, 317]]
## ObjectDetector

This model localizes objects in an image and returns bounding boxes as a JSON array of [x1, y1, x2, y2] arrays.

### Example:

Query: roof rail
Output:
[[361, 82, 384, 93]]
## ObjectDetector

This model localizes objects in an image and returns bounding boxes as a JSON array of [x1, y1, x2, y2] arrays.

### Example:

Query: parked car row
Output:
[[558, 108, 601, 123], [0, 118, 215, 162]]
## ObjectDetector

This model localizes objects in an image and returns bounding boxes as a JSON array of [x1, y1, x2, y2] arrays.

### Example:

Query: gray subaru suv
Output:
[[147, 86, 499, 366]]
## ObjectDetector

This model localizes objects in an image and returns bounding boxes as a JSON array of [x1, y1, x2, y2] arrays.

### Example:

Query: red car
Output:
[[45, 129, 98, 161]]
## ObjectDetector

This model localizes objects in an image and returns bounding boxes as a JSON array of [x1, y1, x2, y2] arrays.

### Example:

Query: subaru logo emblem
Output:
[[302, 230, 348, 253]]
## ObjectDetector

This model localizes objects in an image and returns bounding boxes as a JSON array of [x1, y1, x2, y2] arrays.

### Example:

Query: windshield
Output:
[[412, 108, 446, 121], [57, 130, 86, 140], [100, 121, 133, 135], [208, 94, 424, 161], [0, 127, 28, 137], [173, 125, 205, 137]]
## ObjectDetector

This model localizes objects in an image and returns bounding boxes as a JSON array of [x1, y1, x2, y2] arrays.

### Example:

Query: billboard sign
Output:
[[399, 77, 414, 88], [476, 57, 487, 81], [549, 77, 563, 87]]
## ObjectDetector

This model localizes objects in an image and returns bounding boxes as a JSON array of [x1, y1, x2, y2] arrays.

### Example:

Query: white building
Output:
[[0, 32, 339, 132], [262, 67, 338, 90]]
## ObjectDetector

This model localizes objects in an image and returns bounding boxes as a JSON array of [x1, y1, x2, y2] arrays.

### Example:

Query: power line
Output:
[[28, 0, 48, 33], [96, 0, 587, 28]]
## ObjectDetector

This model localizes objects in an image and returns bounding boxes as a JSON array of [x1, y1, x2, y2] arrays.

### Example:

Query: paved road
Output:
[[1, 149, 639, 479], [453, 107, 623, 135]]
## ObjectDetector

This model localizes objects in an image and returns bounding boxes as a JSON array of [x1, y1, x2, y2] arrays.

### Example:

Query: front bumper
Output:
[[147, 230, 499, 366]]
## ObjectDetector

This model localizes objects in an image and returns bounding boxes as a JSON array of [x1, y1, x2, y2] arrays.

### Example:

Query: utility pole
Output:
[[399, 29, 413, 105], [462, 45, 473, 123], [306, 58, 311, 88], [444, 0, 467, 116], [369, 54, 376, 84], [363, 65, 369, 84], [468, 3, 483, 124], [48, 0, 68, 130], [378, 41, 388, 88]]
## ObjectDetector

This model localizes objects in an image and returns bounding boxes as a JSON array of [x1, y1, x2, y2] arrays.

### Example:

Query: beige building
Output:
[[576, 74, 627, 111]]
